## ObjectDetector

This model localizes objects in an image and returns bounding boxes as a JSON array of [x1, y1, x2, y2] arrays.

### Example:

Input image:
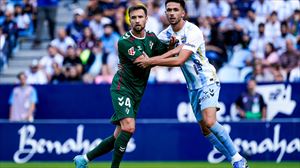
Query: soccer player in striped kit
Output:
[[135, 0, 249, 168]]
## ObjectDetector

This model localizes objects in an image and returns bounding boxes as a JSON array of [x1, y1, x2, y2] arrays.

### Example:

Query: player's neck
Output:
[[171, 19, 185, 32], [130, 30, 146, 39]]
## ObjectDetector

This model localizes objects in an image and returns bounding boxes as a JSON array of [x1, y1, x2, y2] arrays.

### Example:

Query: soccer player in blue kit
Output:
[[135, 0, 249, 168]]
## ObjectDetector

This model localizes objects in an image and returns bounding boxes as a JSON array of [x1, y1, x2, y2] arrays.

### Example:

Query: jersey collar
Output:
[[129, 30, 146, 40]]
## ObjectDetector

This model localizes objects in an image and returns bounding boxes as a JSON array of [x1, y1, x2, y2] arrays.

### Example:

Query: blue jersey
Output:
[[158, 21, 219, 90]]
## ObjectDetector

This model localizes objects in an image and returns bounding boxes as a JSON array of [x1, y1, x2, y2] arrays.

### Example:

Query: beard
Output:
[[133, 25, 144, 33], [168, 17, 181, 25]]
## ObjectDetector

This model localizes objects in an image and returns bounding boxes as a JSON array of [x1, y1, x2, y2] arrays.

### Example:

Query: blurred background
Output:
[[0, 0, 299, 166]]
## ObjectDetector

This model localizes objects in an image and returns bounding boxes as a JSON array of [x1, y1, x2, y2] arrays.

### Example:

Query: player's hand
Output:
[[173, 44, 183, 55], [134, 56, 150, 69], [168, 36, 178, 49]]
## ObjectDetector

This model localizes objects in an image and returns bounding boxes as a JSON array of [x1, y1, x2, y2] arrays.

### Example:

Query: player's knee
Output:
[[199, 121, 211, 136], [122, 126, 135, 134], [201, 125, 211, 136]]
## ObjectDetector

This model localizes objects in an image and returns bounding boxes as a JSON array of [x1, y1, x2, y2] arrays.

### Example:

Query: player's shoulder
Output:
[[146, 30, 157, 37], [185, 21, 202, 34], [158, 26, 173, 40], [118, 32, 134, 45]]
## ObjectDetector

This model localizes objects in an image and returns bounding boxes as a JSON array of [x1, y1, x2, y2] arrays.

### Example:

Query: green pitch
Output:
[[0, 162, 299, 168]]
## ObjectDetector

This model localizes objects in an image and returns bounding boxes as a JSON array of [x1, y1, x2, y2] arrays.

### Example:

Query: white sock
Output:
[[231, 153, 243, 164], [83, 154, 89, 162]]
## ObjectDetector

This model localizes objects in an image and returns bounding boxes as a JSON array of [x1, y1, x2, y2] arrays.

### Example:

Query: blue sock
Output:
[[206, 133, 232, 161], [209, 122, 237, 157]]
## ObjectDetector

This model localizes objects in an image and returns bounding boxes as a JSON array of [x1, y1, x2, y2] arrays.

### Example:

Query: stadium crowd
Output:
[[0, 0, 299, 84]]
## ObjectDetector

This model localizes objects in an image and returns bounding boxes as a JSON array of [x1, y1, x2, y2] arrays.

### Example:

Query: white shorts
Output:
[[188, 82, 221, 121]]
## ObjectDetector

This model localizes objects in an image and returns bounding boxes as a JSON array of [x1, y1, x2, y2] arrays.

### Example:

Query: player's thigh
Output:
[[111, 91, 137, 122], [200, 83, 221, 126], [200, 82, 221, 112]]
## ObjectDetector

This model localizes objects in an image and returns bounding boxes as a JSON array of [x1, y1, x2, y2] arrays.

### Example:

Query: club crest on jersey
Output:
[[128, 47, 135, 56]]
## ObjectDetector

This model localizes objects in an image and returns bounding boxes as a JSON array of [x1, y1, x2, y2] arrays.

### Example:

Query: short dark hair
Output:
[[17, 72, 25, 79], [165, 0, 186, 10], [128, 5, 147, 16]]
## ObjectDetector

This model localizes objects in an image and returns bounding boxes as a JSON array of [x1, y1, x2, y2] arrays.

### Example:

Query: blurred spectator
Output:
[[50, 28, 76, 56], [249, 23, 271, 59], [78, 27, 96, 50], [235, 79, 267, 120], [219, 7, 244, 51], [50, 62, 65, 84], [88, 40, 105, 76], [206, 25, 228, 71], [9, 72, 38, 122], [22, 0, 37, 31], [242, 9, 260, 38], [289, 10, 300, 37], [78, 48, 95, 74], [101, 24, 120, 55], [0, 26, 9, 71], [14, 4, 31, 36], [262, 42, 279, 67], [94, 64, 113, 84], [89, 9, 112, 39], [252, 59, 274, 82], [63, 63, 81, 83], [66, 8, 89, 42], [228, 35, 252, 69], [234, 0, 253, 18], [289, 59, 300, 82], [85, 0, 101, 19], [279, 39, 300, 74], [39, 45, 63, 80], [272, 0, 299, 21], [198, 17, 211, 42], [251, 0, 271, 24], [145, 1, 163, 35], [63, 46, 83, 76], [271, 64, 286, 82], [207, 0, 231, 23], [25, 59, 48, 84], [2, 10, 18, 58], [185, 0, 207, 24], [32, 0, 58, 48], [274, 21, 297, 55], [265, 11, 281, 40]]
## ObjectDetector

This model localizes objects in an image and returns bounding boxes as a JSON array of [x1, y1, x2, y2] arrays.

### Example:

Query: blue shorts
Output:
[[188, 82, 221, 122]]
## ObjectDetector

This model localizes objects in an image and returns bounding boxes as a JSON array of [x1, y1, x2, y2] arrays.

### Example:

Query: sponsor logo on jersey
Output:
[[128, 47, 135, 56]]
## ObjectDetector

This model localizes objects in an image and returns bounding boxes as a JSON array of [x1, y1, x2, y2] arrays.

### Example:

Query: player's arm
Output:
[[137, 27, 203, 68], [147, 48, 192, 67]]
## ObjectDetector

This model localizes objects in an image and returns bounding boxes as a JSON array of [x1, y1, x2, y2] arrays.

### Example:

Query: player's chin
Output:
[[134, 27, 143, 32]]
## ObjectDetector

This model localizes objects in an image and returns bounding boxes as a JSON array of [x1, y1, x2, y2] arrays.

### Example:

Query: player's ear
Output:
[[182, 10, 185, 18]]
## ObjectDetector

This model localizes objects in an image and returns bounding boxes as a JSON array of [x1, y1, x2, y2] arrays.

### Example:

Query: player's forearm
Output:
[[149, 56, 182, 67], [157, 45, 182, 59], [159, 48, 178, 59]]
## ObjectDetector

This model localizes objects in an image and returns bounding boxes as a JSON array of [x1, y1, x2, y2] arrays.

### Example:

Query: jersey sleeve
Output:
[[118, 39, 143, 61], [182, 27, 203, 53], [30, 88, 38, 104], [152, 33, 168, 56]]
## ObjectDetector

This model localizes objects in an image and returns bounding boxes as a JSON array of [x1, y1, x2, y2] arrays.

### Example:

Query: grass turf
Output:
[[0, 162, 299, 168]]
